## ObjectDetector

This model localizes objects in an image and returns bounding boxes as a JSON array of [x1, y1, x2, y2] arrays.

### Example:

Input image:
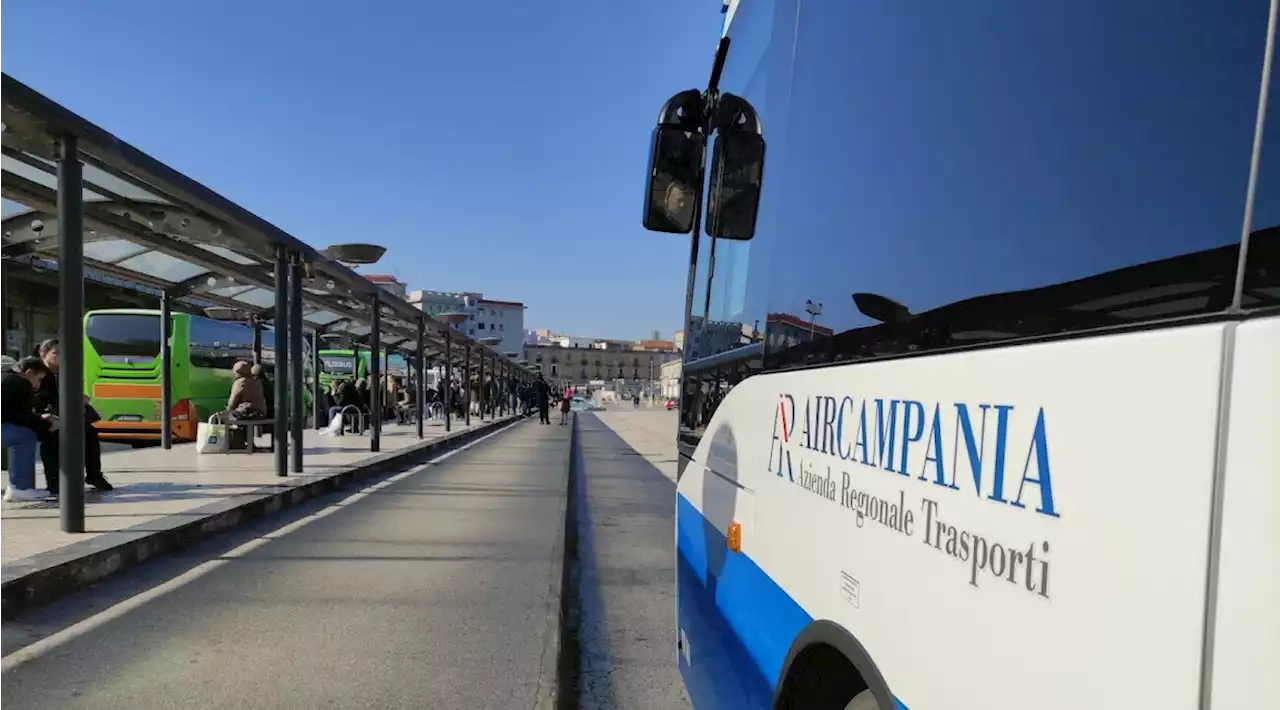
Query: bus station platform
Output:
[[1, 415, 524, 618], [1, 416, 574, 709]]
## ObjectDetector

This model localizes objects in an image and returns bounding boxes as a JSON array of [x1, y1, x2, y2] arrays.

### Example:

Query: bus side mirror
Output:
[[706, 131, 765, 240], [643, 126, 705, 234]]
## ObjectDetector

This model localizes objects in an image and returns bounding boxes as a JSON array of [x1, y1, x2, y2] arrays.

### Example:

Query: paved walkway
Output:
[[573, 410, 690, 709], [1, 418, 491, 564], [1, 419, 570, 709]]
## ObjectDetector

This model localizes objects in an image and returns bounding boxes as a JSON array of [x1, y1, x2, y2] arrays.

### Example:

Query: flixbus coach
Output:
[[318, 349, 409, 389], [643, 1, 1278, 708], [84, 309, 311, 444]]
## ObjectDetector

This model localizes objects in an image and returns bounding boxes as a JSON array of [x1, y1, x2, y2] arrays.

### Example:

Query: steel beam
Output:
[[289, 255, 304, 473], [273, 247, 289, 477], [56, 134, 85, 533]]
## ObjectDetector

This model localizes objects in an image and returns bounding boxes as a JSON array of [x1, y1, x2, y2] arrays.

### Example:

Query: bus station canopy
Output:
[[1, 73, 498, 367]]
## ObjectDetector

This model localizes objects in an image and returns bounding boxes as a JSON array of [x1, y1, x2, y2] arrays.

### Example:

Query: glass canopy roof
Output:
[[1, 73, 511, 369]]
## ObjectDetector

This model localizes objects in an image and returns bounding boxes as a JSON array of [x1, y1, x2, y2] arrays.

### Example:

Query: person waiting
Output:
[[227, 361, 268, 449], [3, 357, 58, 501], [326, 378, 362, 434], [32, 339, 113, 494]]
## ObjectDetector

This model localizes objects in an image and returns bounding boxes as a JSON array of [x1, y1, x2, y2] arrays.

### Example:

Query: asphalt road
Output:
[[571, 409, 691, 710], [2, 420, 569, 710]]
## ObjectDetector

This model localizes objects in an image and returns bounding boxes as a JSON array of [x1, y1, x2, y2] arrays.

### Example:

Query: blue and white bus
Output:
[[644, 1, 1279, 708]]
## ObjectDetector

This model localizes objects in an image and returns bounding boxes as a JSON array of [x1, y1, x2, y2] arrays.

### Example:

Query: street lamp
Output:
[[204, 306, 249, 321], [322, 243, 387, 265], [805, 299, 824, 340]]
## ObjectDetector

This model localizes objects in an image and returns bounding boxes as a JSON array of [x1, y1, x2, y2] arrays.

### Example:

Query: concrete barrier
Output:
[[1, 414, 528, 620]]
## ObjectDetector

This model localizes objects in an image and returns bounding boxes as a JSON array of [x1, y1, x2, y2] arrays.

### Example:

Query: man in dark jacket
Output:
[[3, 357, 58, 501], [533, 375, 552, 425], [33, 339, 113, 494]]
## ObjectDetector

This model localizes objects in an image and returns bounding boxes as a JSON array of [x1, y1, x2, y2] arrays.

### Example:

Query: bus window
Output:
[[189, 317, 258, 370], [85, 313, 160, 364]]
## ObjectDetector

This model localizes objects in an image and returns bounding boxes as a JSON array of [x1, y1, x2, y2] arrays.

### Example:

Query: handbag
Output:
[[196, 413, 230, 455]]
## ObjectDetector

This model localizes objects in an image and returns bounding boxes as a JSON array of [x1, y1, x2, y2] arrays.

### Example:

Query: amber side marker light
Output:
[[727, 521, 742, 553]]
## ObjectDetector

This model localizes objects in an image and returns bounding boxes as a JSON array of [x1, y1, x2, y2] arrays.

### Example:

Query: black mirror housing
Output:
[[643, 126, 705, 234], [705, 130, 765, 240]]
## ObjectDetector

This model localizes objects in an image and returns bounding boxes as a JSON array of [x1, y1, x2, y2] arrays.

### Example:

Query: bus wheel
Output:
[[845, 690, 881, 710], [776, 643, 881, 710]]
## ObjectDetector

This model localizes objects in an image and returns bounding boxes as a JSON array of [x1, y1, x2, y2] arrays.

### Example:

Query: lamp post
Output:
[[805, 299, 824, 340]]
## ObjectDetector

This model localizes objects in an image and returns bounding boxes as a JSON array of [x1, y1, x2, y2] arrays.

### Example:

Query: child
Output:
[[559, 391, 572, 425]]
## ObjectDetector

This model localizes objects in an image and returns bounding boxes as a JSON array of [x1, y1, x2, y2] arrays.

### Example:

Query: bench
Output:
[[224, 414, 277, 454]]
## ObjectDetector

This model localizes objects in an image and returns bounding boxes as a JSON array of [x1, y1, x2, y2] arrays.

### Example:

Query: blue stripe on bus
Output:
[[676, 493, 910, 710]]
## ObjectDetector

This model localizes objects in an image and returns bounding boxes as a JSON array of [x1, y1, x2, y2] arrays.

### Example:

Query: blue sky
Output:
[[2, 0, 722, 340]]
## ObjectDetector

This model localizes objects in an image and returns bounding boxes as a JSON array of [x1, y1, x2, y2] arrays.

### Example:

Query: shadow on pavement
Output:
[[569, 413, 688, 710]]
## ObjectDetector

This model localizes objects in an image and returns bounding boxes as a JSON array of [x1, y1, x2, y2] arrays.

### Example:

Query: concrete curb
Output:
[[1, 415, 528, 621], [533, 411, 579, 710]]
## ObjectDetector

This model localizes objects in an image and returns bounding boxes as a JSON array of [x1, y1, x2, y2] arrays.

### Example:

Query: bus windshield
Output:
[[85, 313, 160, 364]]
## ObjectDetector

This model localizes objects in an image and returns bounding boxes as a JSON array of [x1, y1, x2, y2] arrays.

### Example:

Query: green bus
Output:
[[318, 349, 409, 389], [83, 308, 311, 444]]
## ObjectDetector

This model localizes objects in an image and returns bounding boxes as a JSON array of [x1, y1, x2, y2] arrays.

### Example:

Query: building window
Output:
[[478, 323, 485, 330]]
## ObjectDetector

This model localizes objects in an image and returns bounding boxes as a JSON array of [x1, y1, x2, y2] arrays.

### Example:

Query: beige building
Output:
[[660, 358, 683, 399], [523, 343, 677, 387]]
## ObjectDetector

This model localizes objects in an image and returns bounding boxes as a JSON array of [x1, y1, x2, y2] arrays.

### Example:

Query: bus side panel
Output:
[[686, 323, 1227, 709], [1210, 315, 1278, 709], [677, 462, 798, 710]]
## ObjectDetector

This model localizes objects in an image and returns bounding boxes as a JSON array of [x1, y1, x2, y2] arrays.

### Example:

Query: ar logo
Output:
[[768, 393, 797, 480]]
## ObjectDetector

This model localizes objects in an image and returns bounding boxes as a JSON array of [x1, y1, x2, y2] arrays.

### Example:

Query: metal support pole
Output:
[[289, 255, 304, 473], [464, 344, 472, 427], [0, 259, 4, 473], [56, 135, 86, 533], [416, 319, 425, 438], [252, 321, 262, 365], [478, 353, 485, 422], [312, 330, 323, 430], [370, 294, 381, 452], [160, 290, 173, 449], [0, 257, 8, 358], [443, 334, 452, 432], [273, 247, 289, 477]]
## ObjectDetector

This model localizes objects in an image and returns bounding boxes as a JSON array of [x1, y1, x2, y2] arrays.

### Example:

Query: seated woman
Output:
[[394, 381, 415, 424], [326, 378, 362, 434], [226, 360, 268, 448]]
